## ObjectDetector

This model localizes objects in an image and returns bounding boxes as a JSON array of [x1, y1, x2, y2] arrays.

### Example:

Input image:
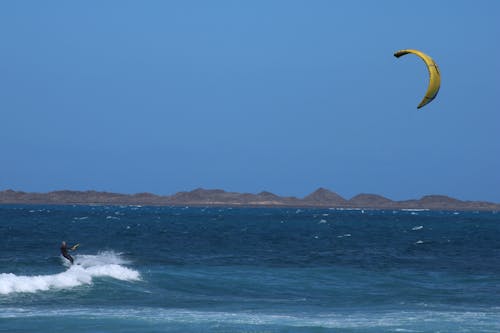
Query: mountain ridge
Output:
[[0, 188, 498, 210]]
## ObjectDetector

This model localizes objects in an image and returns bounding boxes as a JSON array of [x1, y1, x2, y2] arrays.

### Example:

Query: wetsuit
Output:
[[60, 244, 74, 264]]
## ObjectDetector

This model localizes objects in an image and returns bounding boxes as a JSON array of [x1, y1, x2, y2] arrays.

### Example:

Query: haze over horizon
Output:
[[1, 1, 499, 202]]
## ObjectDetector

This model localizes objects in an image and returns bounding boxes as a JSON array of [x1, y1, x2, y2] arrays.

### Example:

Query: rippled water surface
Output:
[[1, 205, 499, 332]]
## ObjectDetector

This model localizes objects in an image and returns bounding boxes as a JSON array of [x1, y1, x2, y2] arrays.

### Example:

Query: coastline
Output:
[[1, 188, 499, 211]]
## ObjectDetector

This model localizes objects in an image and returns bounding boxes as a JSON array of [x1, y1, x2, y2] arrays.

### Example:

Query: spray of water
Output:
[[0, 251, 140, 295]]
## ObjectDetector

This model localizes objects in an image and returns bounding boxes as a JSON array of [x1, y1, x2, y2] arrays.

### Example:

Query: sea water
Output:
[[1, 205, 499, 332]]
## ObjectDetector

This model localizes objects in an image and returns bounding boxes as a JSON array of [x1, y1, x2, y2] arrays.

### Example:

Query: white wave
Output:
[[1, 307, 499, 330], [0, 251, 140, 295], [412, 226, 423, 231]]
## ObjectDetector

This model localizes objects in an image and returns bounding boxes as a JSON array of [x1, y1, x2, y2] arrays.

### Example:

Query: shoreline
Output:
[[1, 188, 499, 211]]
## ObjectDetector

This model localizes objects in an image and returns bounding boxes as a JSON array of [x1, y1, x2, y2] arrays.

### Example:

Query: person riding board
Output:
[[60, 241, 79, 264]]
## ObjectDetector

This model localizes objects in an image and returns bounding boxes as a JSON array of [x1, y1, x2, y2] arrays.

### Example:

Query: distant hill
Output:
[[348, 193, 393, 207], [0, 188, 498, 211], [303, 188, 347, 206]]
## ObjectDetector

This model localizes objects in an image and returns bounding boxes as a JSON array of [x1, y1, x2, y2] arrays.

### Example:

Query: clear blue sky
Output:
[[1, 1, 499, 202]]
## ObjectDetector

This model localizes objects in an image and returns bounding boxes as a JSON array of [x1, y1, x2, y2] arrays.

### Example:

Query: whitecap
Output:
[[0, 251, 140, 295], [2, 308, 497, 331], [412, 226, 423, 231]]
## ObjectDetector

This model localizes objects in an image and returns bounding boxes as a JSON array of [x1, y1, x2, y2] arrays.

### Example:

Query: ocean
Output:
[[1, 205, 499, 332]]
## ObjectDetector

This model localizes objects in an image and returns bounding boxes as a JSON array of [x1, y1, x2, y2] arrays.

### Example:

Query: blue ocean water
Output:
[[1, 205, 499, 332]]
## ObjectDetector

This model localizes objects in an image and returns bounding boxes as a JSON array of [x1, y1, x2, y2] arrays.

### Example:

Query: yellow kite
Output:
[[394, 49, 441, 109]]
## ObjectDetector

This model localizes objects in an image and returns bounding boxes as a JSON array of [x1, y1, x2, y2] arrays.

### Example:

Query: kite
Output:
[[394, 49, 441, 109]]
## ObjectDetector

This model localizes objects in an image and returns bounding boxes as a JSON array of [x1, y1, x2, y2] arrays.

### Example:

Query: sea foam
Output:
[[0, 251, 140, 295], [2, 307, 499, 331]]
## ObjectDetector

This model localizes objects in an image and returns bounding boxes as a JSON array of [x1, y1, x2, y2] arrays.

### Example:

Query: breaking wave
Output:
[[0, 251, 140, 295], [1, 307, 499, 331]]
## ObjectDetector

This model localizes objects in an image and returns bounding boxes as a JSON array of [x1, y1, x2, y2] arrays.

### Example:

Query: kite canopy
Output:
[[394, 49, 441, 109]]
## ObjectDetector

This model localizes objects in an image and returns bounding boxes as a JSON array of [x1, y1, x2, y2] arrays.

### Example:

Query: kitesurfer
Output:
[[60, 241, 77, 264]]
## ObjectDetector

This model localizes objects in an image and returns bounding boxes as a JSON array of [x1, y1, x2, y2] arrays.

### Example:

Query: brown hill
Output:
[[303, 188, 347, 206], [0, 188, 498, 210], [349, 193, 394, 207]]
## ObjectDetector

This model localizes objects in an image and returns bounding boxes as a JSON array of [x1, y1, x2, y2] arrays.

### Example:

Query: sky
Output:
[[0, 1, 499, 202]]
